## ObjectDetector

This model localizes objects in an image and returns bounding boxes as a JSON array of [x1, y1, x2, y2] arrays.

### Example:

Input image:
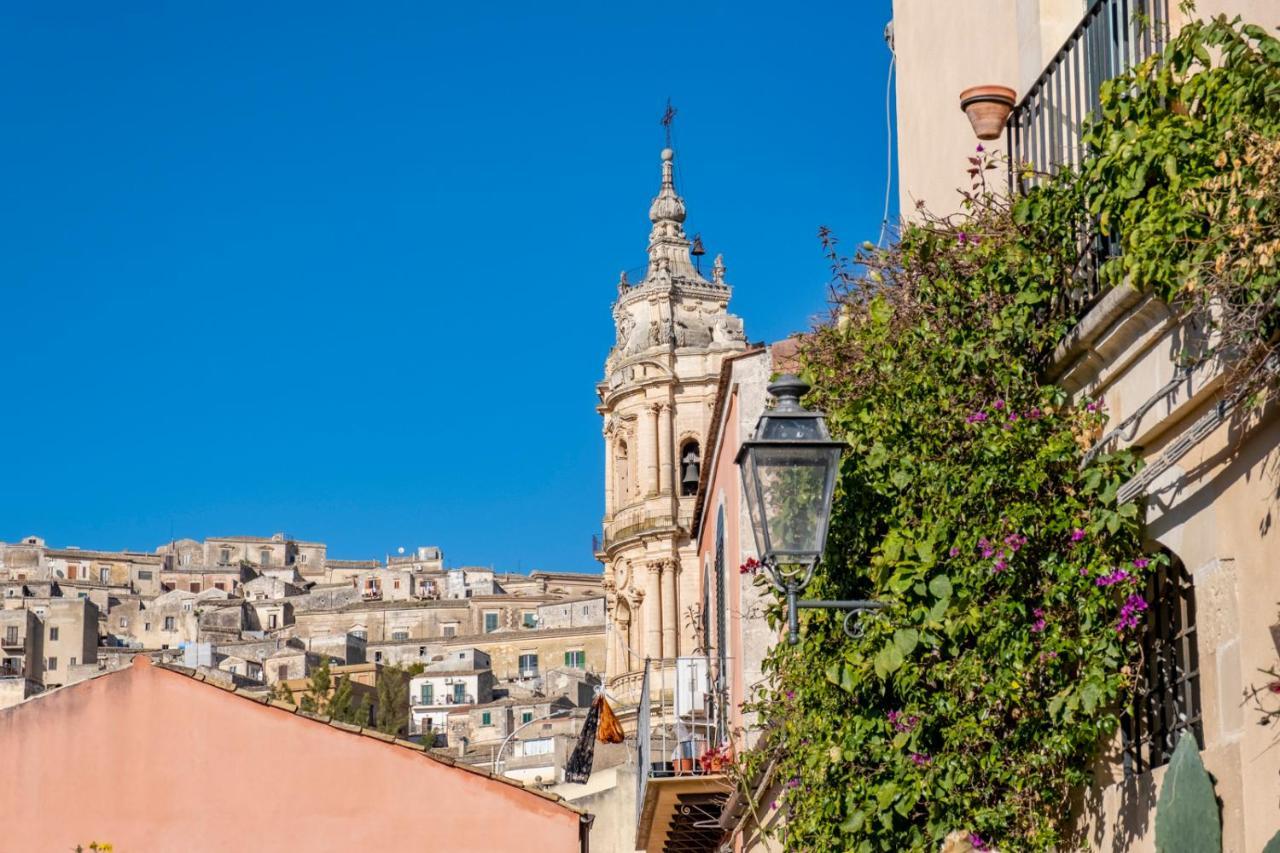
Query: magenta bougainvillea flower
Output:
[[1095, 568, 1131, 587], [1117, 594, 1149, 632]]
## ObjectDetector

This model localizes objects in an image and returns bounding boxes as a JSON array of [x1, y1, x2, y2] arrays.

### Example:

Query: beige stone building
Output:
[[597, 146, 748, 700], [892, 0, 1275, 219], [888, 1, 1280, 849]]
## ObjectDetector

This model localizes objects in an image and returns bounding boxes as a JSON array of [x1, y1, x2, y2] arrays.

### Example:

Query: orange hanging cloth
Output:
[[596, 695, 625, 744]]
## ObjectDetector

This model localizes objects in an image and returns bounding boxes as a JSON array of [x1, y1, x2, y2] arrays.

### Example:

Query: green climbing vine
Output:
[[735, 14, 1280, 852]]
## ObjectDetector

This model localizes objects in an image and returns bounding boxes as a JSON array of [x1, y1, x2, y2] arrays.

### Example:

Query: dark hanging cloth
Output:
[[564, 696, 603, 783]]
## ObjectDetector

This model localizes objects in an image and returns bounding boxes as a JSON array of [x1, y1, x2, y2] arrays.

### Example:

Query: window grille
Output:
[[713, 506, 727, 743], [1121, 555, 1202, 775]]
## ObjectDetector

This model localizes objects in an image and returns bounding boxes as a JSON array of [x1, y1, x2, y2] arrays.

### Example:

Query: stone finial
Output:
[[617, 270, 630, 295], [648, 148, 687, 225], [712, 253, 726, 285]]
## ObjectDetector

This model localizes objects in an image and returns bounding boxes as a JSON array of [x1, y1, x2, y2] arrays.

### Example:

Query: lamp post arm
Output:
[[491, 708, 573, 775]]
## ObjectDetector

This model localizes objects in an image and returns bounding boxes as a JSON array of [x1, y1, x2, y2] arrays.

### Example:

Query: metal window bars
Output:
[[1120, 556, 1203, 776]]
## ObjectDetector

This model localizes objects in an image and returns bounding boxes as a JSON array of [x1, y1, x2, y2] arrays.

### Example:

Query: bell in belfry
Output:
[[681, 447, 700, 495]]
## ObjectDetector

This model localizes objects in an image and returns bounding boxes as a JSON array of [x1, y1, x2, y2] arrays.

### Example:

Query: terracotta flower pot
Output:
[[675, 757, 696, 775], [959, 85, 1017, 140]]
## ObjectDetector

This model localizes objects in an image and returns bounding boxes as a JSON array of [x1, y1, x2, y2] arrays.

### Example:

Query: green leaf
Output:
[[928, 575, 952, 600], [1154, 733, 1221, 853], [893, 629, 919, 657], [1080, 681, 1102, 715], [1262, 829, 1280, 853], [876, 642, 905, 677], [840, 809, 866, 834]]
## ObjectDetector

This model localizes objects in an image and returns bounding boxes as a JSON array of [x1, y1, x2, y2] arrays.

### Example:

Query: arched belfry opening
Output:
[[680, 439, 701, 496]]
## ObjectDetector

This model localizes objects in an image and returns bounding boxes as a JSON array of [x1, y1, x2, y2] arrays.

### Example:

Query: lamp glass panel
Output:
[[751, 445, 837, 559], [740, 448, 770, 558]]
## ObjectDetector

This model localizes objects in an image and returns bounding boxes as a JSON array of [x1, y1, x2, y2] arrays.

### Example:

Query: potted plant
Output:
[[959, 85, 1017, 140]]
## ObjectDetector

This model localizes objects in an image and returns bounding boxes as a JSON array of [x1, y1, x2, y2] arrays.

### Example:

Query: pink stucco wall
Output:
[[0, 657, 582, 852], [696, 384, 750, 731]]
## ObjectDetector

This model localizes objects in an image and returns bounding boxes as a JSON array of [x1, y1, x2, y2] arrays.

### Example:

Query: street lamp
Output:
[[736, 375, 885, 644]]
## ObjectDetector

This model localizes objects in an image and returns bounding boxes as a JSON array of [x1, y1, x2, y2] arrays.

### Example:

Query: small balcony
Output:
[[1005, 0, 1169, 320], [634, 657, 731, 852], [600, 507, 693, 554]]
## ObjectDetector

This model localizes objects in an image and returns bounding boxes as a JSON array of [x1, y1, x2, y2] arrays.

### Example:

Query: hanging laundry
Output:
[[564, 695, 602, 783], [597, 695, 625, 745]]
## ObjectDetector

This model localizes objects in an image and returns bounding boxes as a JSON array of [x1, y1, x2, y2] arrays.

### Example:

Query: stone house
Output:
[[0, 536, 46, 581], [264, 643, 321, 685], [409, 649, 497, 736], [241, 575, 305, 602], [33, 598, 99, 688], [0, 609, 43, 707], [536, 596, 606, 630], [200, 533, 326, 577]]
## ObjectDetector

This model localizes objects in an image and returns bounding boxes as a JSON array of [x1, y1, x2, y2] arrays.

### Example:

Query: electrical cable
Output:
[[878, 23, 897, 247]]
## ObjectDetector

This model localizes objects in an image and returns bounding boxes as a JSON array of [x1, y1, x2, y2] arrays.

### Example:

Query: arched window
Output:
[[614, 439, 632, 505], [1121, 551, 1202, 775], [680, 440, 701, 497]]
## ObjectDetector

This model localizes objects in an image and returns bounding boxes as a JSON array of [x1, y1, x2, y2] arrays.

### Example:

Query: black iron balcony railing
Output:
[[1008, 0, 1168, 188], [1006, 0, 1168, 322]]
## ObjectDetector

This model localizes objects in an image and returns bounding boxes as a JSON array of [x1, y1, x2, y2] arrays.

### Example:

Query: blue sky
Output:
[[0, 1, 895, 571]]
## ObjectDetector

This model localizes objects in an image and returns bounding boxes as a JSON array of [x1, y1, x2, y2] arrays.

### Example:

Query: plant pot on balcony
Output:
[[959, 85, 1017, 140], [674, 757, 696, 775]]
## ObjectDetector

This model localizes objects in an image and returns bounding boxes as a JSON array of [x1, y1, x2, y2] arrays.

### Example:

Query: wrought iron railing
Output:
[[636, 660, 652, 822], [634, 655, 726, 822], [1008, 0, 1168, 187], [1007, 0, 1168, 322]]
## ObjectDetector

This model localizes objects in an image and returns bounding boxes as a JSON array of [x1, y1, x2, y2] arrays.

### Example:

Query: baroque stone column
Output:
[[661, 558, 678, 658], [644, 561, 663, 660], [657, 403, 673, 495], [646, 403, 661, 496], [603, 422, 615, 518]]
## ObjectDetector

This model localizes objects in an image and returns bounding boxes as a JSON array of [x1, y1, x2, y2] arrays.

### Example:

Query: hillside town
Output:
[[4, 1, 1280, 851], [0, 533, 609, 779]]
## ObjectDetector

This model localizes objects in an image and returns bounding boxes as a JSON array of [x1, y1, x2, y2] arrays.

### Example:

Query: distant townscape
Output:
[[0, 532, 609, 783]]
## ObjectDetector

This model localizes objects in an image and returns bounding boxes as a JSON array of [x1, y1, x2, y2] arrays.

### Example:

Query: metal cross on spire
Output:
[[660, 98, 677, 148]]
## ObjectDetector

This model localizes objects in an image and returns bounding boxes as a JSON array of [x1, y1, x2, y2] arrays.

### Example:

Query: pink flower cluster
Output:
[[1095, 568, 1131, 587], [1031, 608, 1047, 633], [887, 710, 918, 732], [1117, 594, 1148, 632], [970, 833, 991, 851], [910, 752, 931, 766], [739, 557, 760, 575], [965, 400, 1046, 427], [979, 532, 1026, 573]]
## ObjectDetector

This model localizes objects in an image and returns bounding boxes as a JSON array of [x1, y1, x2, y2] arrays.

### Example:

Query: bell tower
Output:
[[597, 146, 747, 696]]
